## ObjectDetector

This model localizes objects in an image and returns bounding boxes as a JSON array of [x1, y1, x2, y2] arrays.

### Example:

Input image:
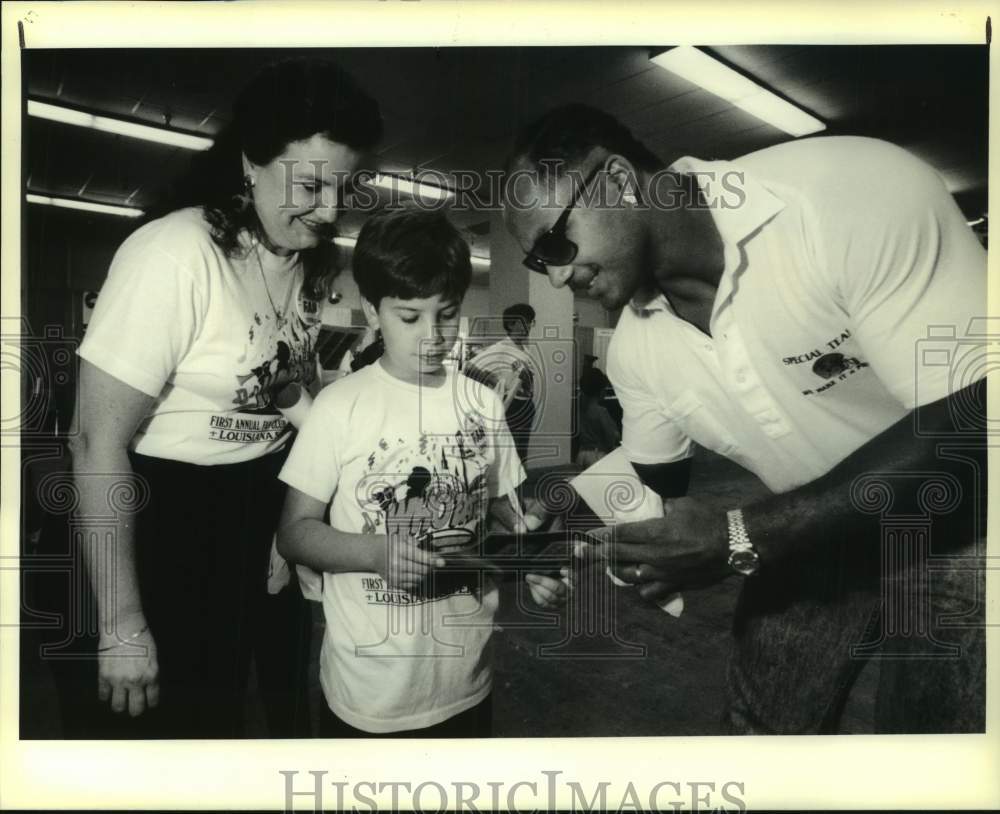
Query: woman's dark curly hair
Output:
[[150, 56, 383, 298]]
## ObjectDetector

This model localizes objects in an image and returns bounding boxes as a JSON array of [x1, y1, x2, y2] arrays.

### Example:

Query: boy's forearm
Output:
[[277, 519, 378, 574]]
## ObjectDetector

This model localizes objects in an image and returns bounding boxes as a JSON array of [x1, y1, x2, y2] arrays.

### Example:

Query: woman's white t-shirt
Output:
[[79, 207, 325, 465]]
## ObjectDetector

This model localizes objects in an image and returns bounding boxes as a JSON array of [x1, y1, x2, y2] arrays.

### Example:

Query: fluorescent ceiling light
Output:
[[26, 192, 145, 218], [470, 255, 490, 268], [372, 173, 455, 202], [651, 47, 826, 138], [28, 99, 214, 151], [27, 193, 144, 218]]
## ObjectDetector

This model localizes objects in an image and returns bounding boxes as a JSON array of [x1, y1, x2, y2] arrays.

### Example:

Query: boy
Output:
[[277, 208, 566, 737]]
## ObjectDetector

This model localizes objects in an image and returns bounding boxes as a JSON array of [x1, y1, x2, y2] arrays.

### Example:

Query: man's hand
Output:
[[97, 612, 159, 717], [585, 496, 732, 601]]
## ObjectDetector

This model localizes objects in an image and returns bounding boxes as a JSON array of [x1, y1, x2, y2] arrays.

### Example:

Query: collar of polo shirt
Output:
[[628, 157, 787, 320]]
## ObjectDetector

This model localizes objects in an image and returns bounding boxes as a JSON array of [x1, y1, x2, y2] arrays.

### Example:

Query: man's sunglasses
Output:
[[522, 164, 602, 275]]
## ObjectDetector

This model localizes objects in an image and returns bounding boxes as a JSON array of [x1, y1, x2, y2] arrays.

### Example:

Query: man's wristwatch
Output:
[[726, 508, 760, 576]]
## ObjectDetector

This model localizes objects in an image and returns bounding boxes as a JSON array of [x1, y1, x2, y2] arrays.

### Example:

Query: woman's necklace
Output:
[[253, 240, 296, 330]]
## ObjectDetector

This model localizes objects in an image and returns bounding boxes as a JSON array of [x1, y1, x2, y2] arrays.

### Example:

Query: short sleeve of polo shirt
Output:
[[816, 141, 987, 409], [607, 316, 693, 466], [79, 218, 206, 398]]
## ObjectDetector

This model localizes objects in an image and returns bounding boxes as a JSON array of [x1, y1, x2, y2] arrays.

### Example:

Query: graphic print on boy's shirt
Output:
[[354, 412, 492, 603]]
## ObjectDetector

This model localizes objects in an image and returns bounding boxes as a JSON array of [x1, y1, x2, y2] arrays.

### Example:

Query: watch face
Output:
[[729, 549, 760, 576]]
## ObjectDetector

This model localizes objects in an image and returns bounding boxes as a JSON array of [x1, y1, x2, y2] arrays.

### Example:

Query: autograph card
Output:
[[569, 448, 684, 616]]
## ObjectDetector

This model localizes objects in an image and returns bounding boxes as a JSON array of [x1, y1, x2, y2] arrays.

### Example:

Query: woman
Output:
[[70, 57, 382, 738]]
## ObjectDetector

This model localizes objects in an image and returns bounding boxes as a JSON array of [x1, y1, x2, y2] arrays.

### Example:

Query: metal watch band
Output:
[[727, 508, 752, 550], [726, 508, 760, 576]]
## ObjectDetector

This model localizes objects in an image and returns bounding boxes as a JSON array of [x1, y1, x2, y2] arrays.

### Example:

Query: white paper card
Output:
[[569, 448, 684, 617]]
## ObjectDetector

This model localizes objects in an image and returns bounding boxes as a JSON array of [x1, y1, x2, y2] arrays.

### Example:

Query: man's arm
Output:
[[595, 406, 622, 453], [633, 459, 692, 499], [750, 378, 985, 566], [598, 379, 986, 600], [622, 459, 693, 599], [559, 458, 691, 541]]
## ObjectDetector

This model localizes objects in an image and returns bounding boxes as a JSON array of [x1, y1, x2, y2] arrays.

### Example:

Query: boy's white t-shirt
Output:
[[79, 207, 324, 465], [279, 362, 525, 733]]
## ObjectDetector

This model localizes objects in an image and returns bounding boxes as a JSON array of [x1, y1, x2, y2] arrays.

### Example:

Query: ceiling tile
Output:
[[22, 45, 987, 228]]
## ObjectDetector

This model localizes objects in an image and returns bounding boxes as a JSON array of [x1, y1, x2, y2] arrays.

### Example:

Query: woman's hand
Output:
[[96, 613, 159, 717]]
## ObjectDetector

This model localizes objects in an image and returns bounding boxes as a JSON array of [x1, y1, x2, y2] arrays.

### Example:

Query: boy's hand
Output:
[[489, 495, 558, 535], [525, 568, 572, 608], [381, 533, 445, 593]]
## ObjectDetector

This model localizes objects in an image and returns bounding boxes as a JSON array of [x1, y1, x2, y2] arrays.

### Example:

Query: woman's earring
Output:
[[236, 174, 256, 210]]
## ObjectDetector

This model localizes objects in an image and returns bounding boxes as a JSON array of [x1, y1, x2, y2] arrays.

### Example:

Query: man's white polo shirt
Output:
[[607, 136, 986, 494]]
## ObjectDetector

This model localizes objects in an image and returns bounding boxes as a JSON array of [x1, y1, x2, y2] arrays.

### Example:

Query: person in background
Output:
[[502, 104, 986, 734], [70, 57, 382, 738], [465, 303, 537, 464], [581, 352, 622, 431], [575, 367, 621, 468], [276, 208, 567, 737], [581, 353, 609, 390]]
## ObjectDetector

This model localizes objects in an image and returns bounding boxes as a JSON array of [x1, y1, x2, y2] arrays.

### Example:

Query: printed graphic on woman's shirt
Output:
[[295, 288, 324, 328], [207, 301, 320, 444], [235, 306, 319, 413], [355, 413, 492, 604]]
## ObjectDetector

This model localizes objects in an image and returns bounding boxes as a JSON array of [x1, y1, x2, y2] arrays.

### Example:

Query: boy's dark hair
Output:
[[504, 103, 664, 178], [502, 303, 535, 335], [353, 208, 472, 306]]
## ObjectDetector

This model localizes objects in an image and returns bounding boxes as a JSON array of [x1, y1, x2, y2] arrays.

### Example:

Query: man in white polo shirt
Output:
[[502, 104, 986, 734]]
